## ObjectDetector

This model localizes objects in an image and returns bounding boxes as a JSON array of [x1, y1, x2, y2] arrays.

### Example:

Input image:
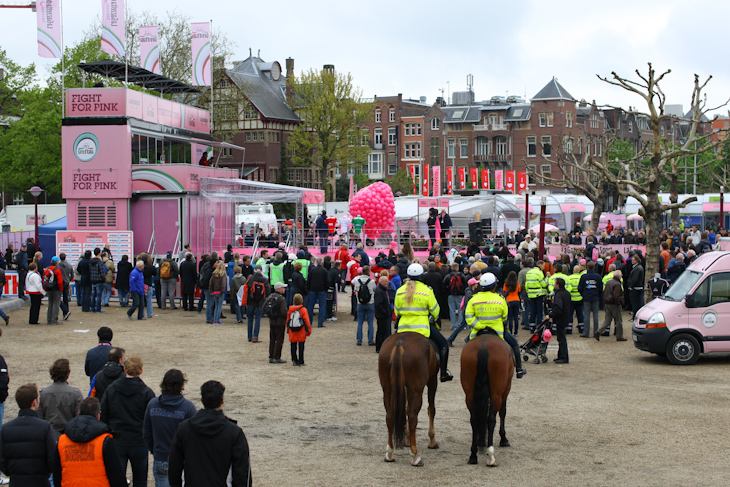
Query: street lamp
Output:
[[28, 186, 44, 253], [538, 196, 547, 260]]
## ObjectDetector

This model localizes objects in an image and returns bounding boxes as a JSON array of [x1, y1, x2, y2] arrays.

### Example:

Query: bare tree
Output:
[[593, 64, 728, 289]]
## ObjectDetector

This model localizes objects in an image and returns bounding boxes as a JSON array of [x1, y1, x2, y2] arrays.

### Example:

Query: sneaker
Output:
[[127, 314, 133, 320], [97, 310, 106, 314], [3, 316, 8, 326], [273, 358, 286, 364], [213, 321, 224, 325], [63, 311, 71, 320]]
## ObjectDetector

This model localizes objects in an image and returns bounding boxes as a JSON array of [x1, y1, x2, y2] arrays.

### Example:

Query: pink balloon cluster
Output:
[[349, 182, 396, 234]]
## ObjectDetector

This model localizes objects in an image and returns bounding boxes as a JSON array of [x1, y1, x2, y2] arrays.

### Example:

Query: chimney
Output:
[[286, 58, 294, 79], [323, 64, 335, 75]]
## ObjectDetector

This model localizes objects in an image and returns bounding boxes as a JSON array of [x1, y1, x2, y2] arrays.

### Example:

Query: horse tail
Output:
[[472, 344, 491, 448], [390, 343, 407, 448]]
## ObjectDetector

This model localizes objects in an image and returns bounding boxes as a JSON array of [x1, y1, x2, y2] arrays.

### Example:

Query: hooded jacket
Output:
[[169, 409, 252, 487], [53, 414, 127, 487], [143, 394, 197, 462], [91, 361, 125, 400], [0, 409, 55, 486], [395, 257, 410, 281], [100, 376, 155, 447]]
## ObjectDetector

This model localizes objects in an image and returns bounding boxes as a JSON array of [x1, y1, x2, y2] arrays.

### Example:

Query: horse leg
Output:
[[407, 390, 424, 466], [485, 397, 502, 467], [499, 398, 510, 447], [385, 407, 395, 462], [427, 374, 439, 449], [403, 396, 410, 448], [468, 407, 479, 464]]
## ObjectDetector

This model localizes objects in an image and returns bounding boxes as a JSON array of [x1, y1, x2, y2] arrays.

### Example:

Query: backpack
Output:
[[249, 278, 266, 302], [263, 294, 281, 318], [357, 278, 372, 304], [43, 268, 57, 291], [160, 261, 171, 279], [592, 247, 599, 262], [288, 307, 305, 331], [449, 274, 465, 295]]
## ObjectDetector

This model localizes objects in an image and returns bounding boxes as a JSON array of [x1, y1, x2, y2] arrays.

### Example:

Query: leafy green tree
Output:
[[382, 169, 415, 197], [0, 48, 38, 119], [287, 68, 373, 201]]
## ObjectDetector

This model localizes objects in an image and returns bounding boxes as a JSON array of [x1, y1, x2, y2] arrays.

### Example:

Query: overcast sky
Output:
[[2, 0, 729, 116]]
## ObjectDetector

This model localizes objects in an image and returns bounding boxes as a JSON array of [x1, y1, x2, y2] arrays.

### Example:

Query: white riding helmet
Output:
[[479, 272, 497, 289], [407, 263, 424, 278]]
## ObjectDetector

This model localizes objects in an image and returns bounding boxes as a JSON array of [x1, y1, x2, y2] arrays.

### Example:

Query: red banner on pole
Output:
[[495, 170, 503, 191], [409, 164, 417, 195], [446, 166, 453, 195], [481, 169, 490, 189], [433, 166, 441, 197], [505, 170, 516, 194], [517, 171, 528, 195], [470, 168, 478, 189], [458, 167, 466, 190], [422, 164, 430, 197]]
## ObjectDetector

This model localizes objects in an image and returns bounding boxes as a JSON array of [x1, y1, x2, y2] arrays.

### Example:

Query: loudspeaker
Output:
[[469, 221, 483, 245], [481, 218, 492, 235]]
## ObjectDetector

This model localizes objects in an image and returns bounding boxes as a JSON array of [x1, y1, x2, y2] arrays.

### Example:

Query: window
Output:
[[12, 193, 24, 205], [368, 153, 383, 175], [541, 164, 552, 177], [431, 117, 440, 130], [490, 114, 498, 126], [245, 132, 252, 142], [452, 123, 463, 131], [565, 112, 573, 128], [628, 121, 633, 133], [547, 113, 554, 127], [389, 108, 395, 122], [459, 138, 468, 158], [387, 127, 397, 146], [447, 138, 456, 159], [527, 165, 536, 185], [527, 136, 537, 157], [476, 137, 489, 156], [616, 118, 621, 130], [287, 170, 294, 181], [692, 273, 730, 307], [252, 132, 258, 141], [495, 136, 507, 155], [661, 124, 665, 137], [374, 128, 383, 145], [388, 153, 397, 175], [259, 131, 264, 142], [404, 123, 422, 136], [541, 135, 551, 156], [404, 142, 421, 158], [539, 113, 546, 127], [244, 106, 258, 119], [375, 108, 381, 122], [295, 169, 302, 181], [564, 137, 574, 153]]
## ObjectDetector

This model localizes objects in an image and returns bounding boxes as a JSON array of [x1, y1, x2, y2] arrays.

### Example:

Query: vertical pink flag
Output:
[[101, 0, 125, 57], [139, 26, 160, 73], [432, 166, 441, 197], [495, 170, 503, 191], [191, 22, 212, 86], [37, 0, 63, 58], [446, 166, 453, 195]]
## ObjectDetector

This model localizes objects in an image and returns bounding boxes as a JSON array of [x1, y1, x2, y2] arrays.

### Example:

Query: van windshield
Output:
[[662, 270, 703, 302]]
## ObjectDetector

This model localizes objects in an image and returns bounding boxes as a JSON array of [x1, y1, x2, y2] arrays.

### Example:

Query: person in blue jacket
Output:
[[127, 260, 146, 320]]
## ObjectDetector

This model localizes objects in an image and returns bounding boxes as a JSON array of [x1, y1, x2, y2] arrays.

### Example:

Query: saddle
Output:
[[475, 327, 500, 338]]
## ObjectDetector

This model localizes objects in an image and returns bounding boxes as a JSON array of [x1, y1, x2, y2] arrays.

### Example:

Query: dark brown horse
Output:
[[460, 334, 514, 466], [378, 331, 439, 466]]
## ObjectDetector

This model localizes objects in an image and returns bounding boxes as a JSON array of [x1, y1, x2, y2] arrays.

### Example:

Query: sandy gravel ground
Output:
[[2, 294, 729, 487]]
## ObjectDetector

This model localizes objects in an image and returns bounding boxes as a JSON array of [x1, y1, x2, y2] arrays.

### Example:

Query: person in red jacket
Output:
[[46, 256, 64, 325], [287, 294, 312, 366], [333, 244, 350, 292]]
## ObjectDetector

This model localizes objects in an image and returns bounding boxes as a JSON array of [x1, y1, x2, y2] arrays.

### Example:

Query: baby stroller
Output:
[[520, 317, 553, 365]]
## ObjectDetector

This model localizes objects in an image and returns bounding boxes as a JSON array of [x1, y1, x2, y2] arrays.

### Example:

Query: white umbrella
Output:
[[627, 213, 644, 221], [583, 215, 592, 221], [531, 223, 558, 233]]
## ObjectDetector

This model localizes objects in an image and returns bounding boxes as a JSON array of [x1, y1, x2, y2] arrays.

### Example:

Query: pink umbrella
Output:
[[627, 214, 644, 221]]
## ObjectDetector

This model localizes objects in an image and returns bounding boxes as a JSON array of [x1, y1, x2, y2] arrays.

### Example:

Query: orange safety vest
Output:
[[58, 433, 112, 487]]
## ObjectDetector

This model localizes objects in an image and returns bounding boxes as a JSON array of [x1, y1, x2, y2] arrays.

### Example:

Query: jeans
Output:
[[583, 300, 600, 337], [202, 290, 214, 322], [246, 305, 263, 338], [128, 291, 145, 319], [212, 292, 224, 322], [153, 460, 170, 487], [507, 301, 520, 334], [118, 289, 129, 307], [447, 309, 468, 342], [339, 269, 347, 292], [102, 282, 112, 305], [529, 296, 544, 330], [146, 285, 154, 317], [569, 300, 584, 333], [357, 303, 375, 344], [161, 279, 177, 309], [233, 300, 243, 322], [447, 294, 463, 329], [92, 282, 104, 312], [307, 291, 327, 327], [82, 285, 92, 311], [61, 286, 70, 314], [117, 444, 148, 487], [197, 288, 207, 312]]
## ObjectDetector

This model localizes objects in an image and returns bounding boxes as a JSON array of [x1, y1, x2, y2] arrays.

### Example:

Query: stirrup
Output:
[[440, 371, 454, 382], [515, 367, 526, 379]]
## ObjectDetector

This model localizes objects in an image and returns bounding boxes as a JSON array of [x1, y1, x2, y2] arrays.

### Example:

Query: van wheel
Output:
[[666, 334, 700, 365]]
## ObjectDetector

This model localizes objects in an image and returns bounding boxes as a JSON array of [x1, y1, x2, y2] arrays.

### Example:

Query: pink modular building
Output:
[[62, 86, 243, 261]]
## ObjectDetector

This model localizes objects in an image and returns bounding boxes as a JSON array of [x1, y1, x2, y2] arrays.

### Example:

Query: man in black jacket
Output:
[[53, 397, 126, 487], [85, 327, 114, 384], [90, 347, 125, 402], [395, 254, 409, 282], [549, 278, 572, 364], [422, 263, 445, 327], [100, 356, 155, 487], [0, 383, 55, 486], [15, 243, 28, 300], [306, 258, 330, 328], [442, 263, 467, 330], [179, 253, 198, 311], [169, 380, 252, 487], [374, 276, 392, 352], [627, 254, 645, 321]]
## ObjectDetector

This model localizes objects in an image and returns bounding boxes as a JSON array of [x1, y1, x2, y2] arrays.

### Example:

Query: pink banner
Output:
[[505, 170, 516, 194], [37, 0, 63, 58], [422, 164, 429, 197], [432, 166, 441, 197], [191, 22, 211, 86], [446, 166, 453, 195], [495, 170, 503, 191], [481, 169, 490, 189], [101, 0, 125, 57], [139, 25, 159, 73]]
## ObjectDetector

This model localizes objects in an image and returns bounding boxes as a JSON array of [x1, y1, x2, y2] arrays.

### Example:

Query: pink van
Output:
[[632, 251, 730, 365]]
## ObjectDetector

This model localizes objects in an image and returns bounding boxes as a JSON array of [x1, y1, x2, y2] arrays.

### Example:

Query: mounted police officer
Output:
[[394, 264, 453, 382], [465, 272, 527, 378]]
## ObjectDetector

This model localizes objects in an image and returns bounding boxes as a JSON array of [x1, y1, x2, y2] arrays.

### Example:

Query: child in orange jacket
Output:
[[287, 293, 312, 366]]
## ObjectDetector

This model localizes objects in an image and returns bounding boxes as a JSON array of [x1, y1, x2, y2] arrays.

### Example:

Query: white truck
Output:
[[0, 204, 67, 232]]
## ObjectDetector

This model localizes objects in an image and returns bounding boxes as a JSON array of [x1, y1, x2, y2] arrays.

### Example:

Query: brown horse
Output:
[[378, 331, 439, 466], [460, 333, 514, 466]]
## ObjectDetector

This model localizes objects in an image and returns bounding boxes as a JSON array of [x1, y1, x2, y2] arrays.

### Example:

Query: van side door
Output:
[[687, 272, 730, 352]]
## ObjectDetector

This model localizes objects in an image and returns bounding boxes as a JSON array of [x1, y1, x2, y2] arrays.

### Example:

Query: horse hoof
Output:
[[384, 456, 395, 463], [500, 439, 511, 448], [428, 443, 439, 450], [468, 456, 478, 465], [486, 461, 498, 468], [411, 458, 424, 467]]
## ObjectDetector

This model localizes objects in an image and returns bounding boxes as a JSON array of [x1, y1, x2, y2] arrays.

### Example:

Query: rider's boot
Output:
[[511, 343, 527, 378], [440, 346, 453, 382]]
